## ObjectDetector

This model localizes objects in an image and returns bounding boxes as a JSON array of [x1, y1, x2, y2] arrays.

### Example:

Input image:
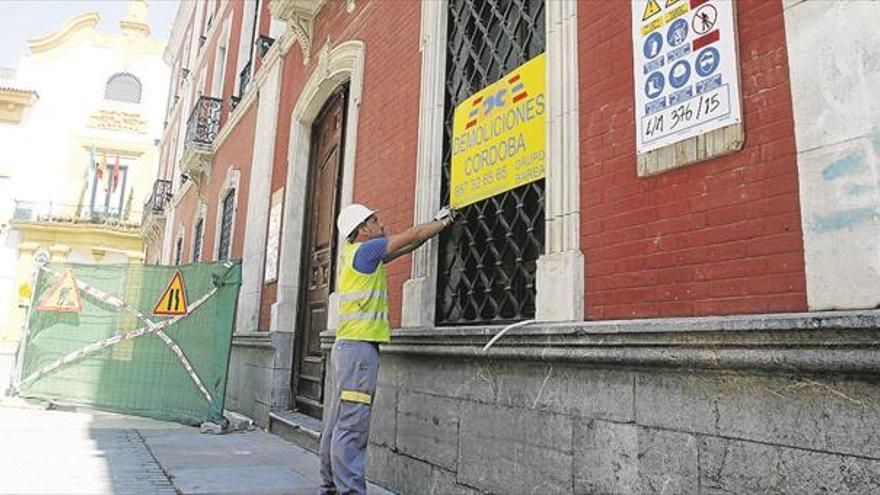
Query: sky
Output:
[[0, 0, 182, 69]]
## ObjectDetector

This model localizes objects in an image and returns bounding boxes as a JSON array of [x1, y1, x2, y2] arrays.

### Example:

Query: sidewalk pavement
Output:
[[0, 400, 394, 495]]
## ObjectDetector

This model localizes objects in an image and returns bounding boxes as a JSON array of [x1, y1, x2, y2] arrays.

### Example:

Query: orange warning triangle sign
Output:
[[152, 271, 189, 317], [37, 270, 83, 313], [643, 0, 662, 21]]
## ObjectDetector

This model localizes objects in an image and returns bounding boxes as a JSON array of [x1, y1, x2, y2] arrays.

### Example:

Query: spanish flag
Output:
[[111, 153, 120, 192]]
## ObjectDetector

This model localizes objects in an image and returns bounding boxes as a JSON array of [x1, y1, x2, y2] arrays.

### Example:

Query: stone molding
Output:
[[269, 0, 327, 64], [212, 167, 241, 260], [87, 109, 148, 134], [401, 0, 449, 327], [403, 0, 585, 325], [237, 60, 284, 334], [0, 88, 38, 124], [272, 40, 365, 332], [323, 310, 880, 374], [28, 13, 100, 54], [536, 0, 584, 321]]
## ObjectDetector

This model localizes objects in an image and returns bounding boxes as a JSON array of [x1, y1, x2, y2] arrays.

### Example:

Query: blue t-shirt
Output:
[[353, 237, 388, 274]]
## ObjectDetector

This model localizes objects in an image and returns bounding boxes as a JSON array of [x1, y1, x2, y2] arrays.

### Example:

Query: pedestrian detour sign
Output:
[[152, 270, 189, 317], [450, 53, 546, 208], [632, 0, 742, 154]]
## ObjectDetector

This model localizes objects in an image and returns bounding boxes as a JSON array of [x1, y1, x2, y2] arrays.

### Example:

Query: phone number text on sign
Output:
[[642, 84, 730, 145]]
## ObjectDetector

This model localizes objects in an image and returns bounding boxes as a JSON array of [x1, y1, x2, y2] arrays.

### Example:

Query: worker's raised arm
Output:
[[383, 207, 453, 263]]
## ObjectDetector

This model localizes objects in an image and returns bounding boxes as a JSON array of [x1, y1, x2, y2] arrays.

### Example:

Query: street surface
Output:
[[0, 400, 392, 494]]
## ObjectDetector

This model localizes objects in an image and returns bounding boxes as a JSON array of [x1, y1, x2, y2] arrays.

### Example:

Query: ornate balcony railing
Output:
[[141, 179, 173, 225], [12, 200, 141, 229], [184, 96, 222, 149]]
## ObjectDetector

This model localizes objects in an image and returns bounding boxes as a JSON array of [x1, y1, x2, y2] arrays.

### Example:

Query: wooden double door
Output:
[[292, 85, 348, 419]]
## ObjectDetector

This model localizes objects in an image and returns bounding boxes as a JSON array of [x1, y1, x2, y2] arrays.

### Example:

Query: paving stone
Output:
[[0, 405, 393, 494]]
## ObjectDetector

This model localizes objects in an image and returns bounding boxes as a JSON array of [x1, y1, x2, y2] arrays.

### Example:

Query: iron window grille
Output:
[[436, 0, 546, 325], [217, 189, 235, 261], [175, 236, 183, 266], [104, 72, 142, 104], [192, 218, 204, 262]]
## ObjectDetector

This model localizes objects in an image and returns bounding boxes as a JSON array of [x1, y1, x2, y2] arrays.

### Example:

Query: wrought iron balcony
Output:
[[141, 179, 172, 220], [141, 179, 173, 240], [11, 200, 141, 231], [184, 95, 222, 148], [180, 96, 222, 180]]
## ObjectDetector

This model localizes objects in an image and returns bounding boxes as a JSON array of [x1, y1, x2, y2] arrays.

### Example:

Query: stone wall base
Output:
[[338, 310, 880, 494]]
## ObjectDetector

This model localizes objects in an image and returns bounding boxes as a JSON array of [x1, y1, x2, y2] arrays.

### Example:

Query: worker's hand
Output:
[[433, 206, 453, 222]]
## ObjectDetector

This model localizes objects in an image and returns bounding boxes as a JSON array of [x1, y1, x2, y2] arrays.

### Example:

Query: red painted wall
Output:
[[258, 0, 422, 328], [578, 0, 806, 319], [167, 1, 257, 267]]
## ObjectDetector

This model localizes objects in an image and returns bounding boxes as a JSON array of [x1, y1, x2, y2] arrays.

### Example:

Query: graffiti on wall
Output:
[[809, 135, 880, 234]]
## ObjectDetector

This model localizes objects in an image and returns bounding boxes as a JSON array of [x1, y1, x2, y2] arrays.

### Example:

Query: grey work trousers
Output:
[[319, 339, 379, 495]]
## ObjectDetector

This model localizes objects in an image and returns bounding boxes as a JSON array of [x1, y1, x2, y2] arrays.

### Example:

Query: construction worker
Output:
[[320, 203, 453, 495]]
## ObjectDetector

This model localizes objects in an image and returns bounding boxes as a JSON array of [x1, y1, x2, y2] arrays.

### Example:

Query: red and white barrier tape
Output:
[[19, 267, 219, 403]]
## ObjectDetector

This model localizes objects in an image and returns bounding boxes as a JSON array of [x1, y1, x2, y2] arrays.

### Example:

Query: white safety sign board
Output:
[[632, 0, 742, 154]]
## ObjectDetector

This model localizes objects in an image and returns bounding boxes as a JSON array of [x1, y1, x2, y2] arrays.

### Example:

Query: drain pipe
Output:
[[482, 319, 537, 352]]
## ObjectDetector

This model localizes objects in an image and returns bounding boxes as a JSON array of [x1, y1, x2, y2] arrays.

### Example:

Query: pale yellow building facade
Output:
[[0, 1, 169, 342]]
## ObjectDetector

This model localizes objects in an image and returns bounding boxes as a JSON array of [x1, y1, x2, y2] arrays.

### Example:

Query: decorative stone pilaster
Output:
[[401, 0, 448, 328], [536, 0, 584, 322], [237, 58, 284, 334], [272, 41, 365, 332]]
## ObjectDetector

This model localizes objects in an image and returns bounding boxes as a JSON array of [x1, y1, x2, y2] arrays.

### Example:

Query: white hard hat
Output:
[[337, 203, 375, 240]]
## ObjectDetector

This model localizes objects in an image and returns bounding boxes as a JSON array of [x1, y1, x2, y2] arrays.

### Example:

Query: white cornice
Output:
[[269, 0, 327, 64], [164, 0, 196, 64], [28, 12, 100, 55]]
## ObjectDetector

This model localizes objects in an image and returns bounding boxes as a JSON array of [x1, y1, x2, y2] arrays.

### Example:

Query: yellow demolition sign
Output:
[[152, 271, 189, 317], [450, 53, 546, 208], [37, 270, 83, 313]]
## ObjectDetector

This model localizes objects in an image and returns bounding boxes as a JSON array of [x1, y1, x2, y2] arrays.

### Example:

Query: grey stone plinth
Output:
[[458, 401, 573, 493], [700, 436, 880, 494]]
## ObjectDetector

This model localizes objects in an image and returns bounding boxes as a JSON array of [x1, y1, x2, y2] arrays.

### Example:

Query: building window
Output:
[[217, 189, 235, 260], [104, 72, 142, 103], [436, 0, 546, 325], [192, 218, 204, 262], [175, 236, 184, 265], [88, 153, 130, 219]]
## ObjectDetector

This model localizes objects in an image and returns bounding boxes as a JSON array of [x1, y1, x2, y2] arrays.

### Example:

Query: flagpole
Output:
[[75, 147, 95, 218]]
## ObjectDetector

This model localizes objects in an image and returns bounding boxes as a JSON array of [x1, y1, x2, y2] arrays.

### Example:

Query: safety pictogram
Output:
[[37, 270, 83, 313], [642, 0, 662, 21], [692, 3, 717, 35], [153, 271, 189, 316]]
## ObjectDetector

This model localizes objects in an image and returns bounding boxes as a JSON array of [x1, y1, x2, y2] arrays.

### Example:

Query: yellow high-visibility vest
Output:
[[336, 241, 391, 343]]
